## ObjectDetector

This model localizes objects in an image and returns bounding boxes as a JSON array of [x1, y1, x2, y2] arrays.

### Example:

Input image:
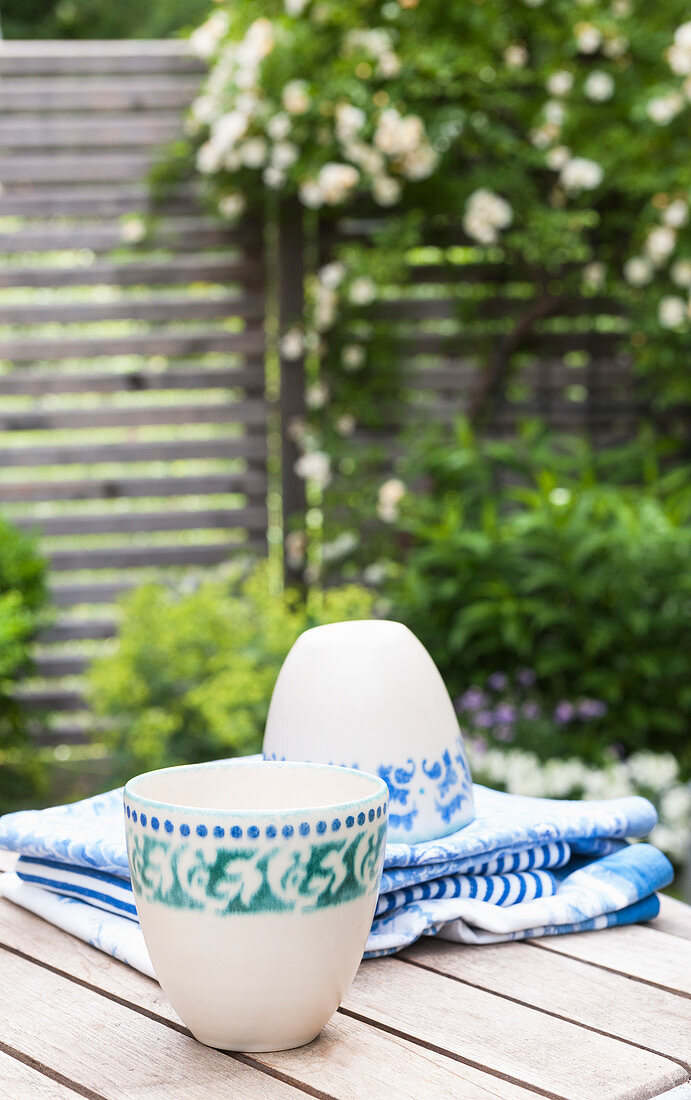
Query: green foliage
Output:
[[185, 0, 691, 583], [88, 562, 376, 777], [0, 517, 49, 812], [384, 422, 691, 774], [1, 0, 211, 39]]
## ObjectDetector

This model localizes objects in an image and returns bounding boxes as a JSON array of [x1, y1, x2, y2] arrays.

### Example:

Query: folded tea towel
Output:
[[12, 854, 560, 923], [13, 855, 137, 920], [367, 843, 670, 954], [0, 783, 657, 882], [0, 871, 154, 977], [0, 777, 672, 969], [0, 840, 670, 976]]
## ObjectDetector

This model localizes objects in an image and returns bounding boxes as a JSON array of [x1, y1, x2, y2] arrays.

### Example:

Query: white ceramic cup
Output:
[[263, 620, 474, 844], [124, 759, 388, 1052]]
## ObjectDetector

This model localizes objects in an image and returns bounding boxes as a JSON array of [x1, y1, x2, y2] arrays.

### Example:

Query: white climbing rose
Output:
[[624, 256, 654, 286], [584, 71, 614, 101], [295, 451, 331, 488], [658, 295, 687, 328], [559, 157, 603, 192], [547, 70, 574, 97], [282, 80, 310, 115]]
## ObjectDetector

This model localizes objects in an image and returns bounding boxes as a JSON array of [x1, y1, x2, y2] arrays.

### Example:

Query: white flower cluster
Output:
[[466, 742, 691, 862], [294, 450, 331, 489], [584, 70, 614, 102], [190, 10, 438, 215], [377, 478, 406, 523], [190, 10, 230, 60], [286, 257, 377, 496], [463, 188, 513, 245], [668, 22, 691, 77], [298, 101, 435, 208], [344, 27, 401, 79], [538, 70, 607, 194], [193, 18, 279, 180], [646, 92, 684, 126], [559, 156, 604, 193], [373, 108, 438, 181], [624, 198, 690, 330], [321, 530, 358, 563]]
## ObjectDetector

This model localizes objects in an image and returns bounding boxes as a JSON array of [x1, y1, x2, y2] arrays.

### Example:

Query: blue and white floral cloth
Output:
[[0, 781, 673, 977]]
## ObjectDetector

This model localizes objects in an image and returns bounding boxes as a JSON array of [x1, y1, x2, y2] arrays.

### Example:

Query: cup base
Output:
[[190, 1028, 322, 1053]]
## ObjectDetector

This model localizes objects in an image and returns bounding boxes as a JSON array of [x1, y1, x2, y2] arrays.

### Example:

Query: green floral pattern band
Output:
[[127, 824, 386, 915]]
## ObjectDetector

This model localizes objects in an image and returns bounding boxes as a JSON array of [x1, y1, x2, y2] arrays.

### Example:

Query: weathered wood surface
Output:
[[0, 255, 261, 288], [534, 923, 691, 996], [0, 893, 688, 1099]]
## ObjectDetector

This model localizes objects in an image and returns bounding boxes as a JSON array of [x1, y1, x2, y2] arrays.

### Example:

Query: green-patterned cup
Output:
[[124, 759, 388, 1051]]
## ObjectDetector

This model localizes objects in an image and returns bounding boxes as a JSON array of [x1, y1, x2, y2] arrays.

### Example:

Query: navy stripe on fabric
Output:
[[18, 855, 132, 889], [16, 873, 138, 916]]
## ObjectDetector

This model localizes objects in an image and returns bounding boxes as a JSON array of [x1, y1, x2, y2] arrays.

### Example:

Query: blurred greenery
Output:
[[0, 516, 49, 812], [87, 561, 376, 781], [0, 0, 211, 39], [384, 420, 691, 775]]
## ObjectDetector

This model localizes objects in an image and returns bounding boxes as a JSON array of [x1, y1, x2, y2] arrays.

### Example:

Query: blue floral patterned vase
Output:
[[263, 620, 475, 843]]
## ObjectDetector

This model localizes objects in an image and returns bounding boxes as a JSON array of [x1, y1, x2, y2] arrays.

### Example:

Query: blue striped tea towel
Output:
[[0, 779, 673, 976]]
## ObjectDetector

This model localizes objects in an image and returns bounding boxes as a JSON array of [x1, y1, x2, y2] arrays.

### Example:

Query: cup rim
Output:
[[124, 758, 388, 818]]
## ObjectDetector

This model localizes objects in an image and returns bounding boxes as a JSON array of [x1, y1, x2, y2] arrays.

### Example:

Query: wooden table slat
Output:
[[0, 900, 534, 1100], [652, 897, 691, 942], [0, 886, 689, 1100], [344, 957, 687, 1100], [533, 924, 691, 997], [403, 937, 691, 1066], [0, 947, 306, 1099], [0, 1049, 81, 1098]]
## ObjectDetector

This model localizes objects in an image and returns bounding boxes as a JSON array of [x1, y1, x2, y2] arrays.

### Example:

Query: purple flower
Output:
[[495, 702, 516, 724], [554, 701, 574, 724], [471, 737, 487, 756], [475, 709, 495, 729], [494, 724, 515, 743], [577, 698, 608, 720], [517, 667, 536, 688], [457, 687, 488, 712], [521, 700, 541, 721], [487, 671, 508, 692]]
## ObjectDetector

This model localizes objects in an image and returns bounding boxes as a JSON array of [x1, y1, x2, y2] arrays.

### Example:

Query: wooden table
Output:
[[0, 893, 690, 1100]]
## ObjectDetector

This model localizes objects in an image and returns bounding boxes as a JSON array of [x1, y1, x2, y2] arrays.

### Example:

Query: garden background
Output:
[[0, 0, 689, 886]]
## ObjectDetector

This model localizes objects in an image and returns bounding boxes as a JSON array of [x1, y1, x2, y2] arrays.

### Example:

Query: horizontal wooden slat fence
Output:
[[0, 41, 268, 745], [0, 42, 643, 751]]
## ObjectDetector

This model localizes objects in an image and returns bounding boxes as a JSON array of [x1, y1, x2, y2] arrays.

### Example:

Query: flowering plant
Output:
[[466, 739, 691, 864], [384, 420, 691, 774], [185, 0, 691, 584]]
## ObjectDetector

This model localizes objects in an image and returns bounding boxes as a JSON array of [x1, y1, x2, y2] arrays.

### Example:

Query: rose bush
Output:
[[186, 0, 691, 533]]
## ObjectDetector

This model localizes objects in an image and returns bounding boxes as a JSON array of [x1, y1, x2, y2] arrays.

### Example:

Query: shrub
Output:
[[0, 517, 49, 811], [88, 562, 376, 777], [385, 422, 691, 774], [1, 0, 210, 40], [184, 0, 691, 579]]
